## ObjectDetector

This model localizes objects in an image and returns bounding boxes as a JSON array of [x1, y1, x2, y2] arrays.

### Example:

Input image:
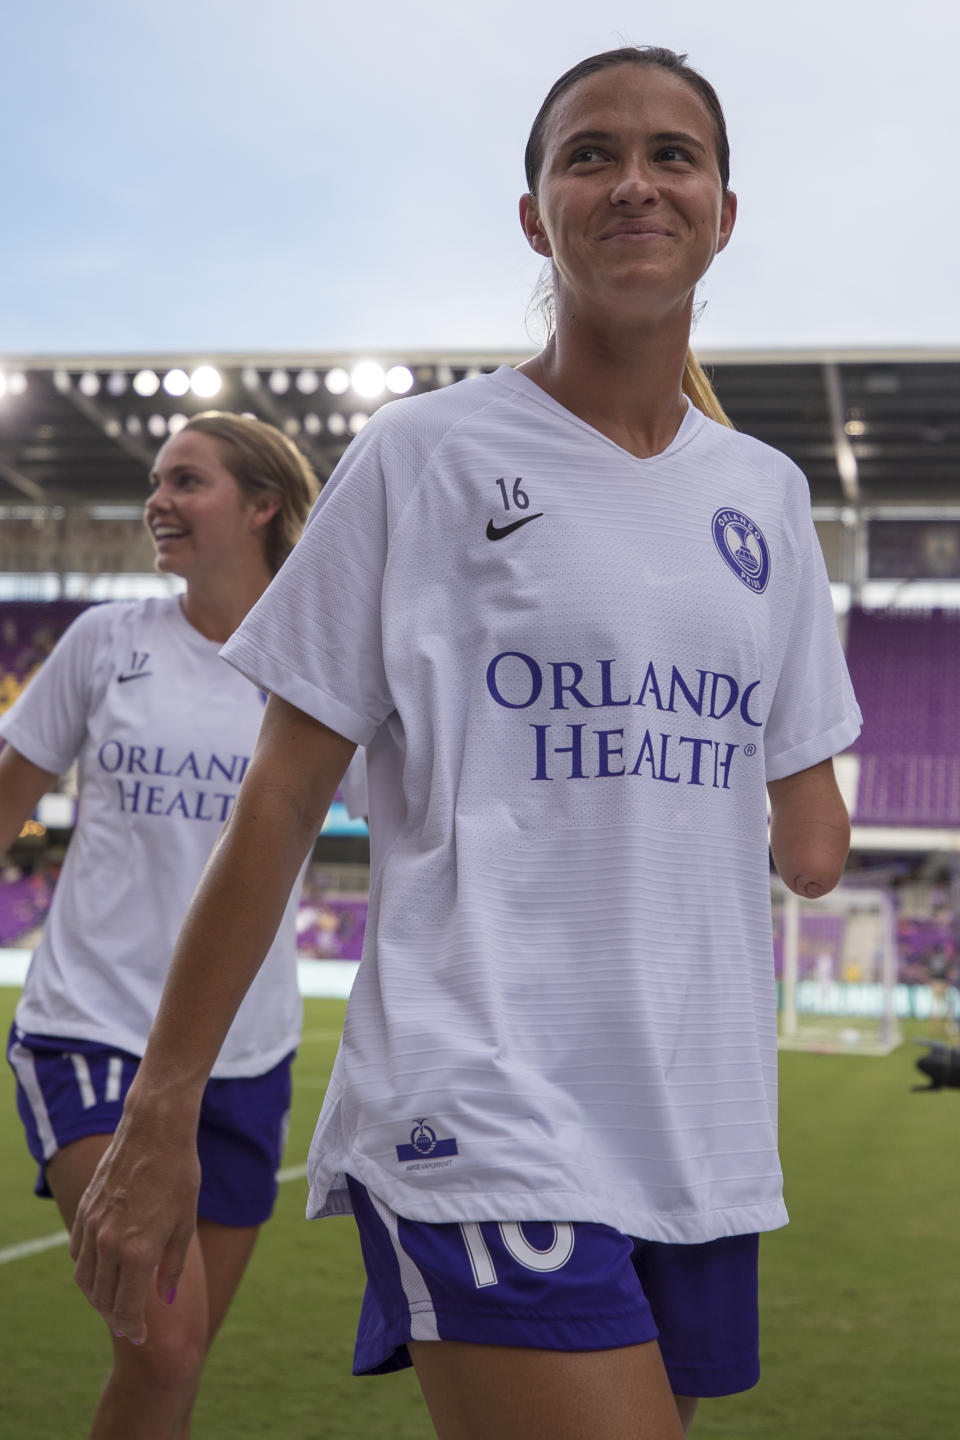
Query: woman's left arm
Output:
[[767, 757, 850, 899]]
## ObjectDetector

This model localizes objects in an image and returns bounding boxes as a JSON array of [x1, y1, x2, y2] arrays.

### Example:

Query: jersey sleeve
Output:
[[0, 606, 103, 774], [763, 463, 862, 782], [222, 414, 409, 745], [338, 749, 368, 819]]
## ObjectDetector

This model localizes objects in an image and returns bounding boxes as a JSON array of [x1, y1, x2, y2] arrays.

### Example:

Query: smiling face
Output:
[[144, 429, 276, 583], [520, 63, 736, 329]]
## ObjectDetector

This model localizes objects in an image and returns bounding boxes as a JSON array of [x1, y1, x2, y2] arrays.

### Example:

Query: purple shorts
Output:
[[7, 1025, 293, 1227], [346, 1176, 760, 1398]]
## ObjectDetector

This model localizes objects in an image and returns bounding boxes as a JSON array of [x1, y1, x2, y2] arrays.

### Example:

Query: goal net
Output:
[[774, 882, 902, 1056]]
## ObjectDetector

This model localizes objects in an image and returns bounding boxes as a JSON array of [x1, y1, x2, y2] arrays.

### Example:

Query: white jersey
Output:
[[3, 595, 304, 1078], [223, 367, 862, 1242]]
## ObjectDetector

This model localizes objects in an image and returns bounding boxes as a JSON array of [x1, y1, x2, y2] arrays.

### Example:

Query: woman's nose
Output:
[[609, 164, 659, 206]]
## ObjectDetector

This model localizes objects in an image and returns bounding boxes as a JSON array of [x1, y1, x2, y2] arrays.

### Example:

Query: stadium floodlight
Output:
[[107, 372, 128, 397], [125, 415, 143, 435], [168, 413, 188, 435], [268, 368, 290, 395], [348, 412, 369, 435], [351, 361, 385, 399], [844, 419, 867, 437], [324, 367, 350, 395], [163, 368, 190, 397], [324, 368, 350, 396], [7, 372, 27, 396], [327, 412, 347, 436], [435, 365, 454, 386], [242, 367, 260, 390], [147, 415, 168, 438], [0, 374, 6, 399], [133, 369, 160, 397], [386, 365, 414, 395], [79, 372, 101, 397], [284, 417, 301, 436], [53, 370, 72, 392], [303, 413, 322, 435], [104, 419, 122, 438], [190, 365, 221, 399], [296, 369, 320, 394]]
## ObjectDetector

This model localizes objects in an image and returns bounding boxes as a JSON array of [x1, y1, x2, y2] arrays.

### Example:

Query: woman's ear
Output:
[[519, 192, 552, 258], [248, 495, 281, 533]]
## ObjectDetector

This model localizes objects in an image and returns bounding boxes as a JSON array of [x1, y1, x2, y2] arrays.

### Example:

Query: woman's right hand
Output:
[[70, 1108, 201, 1344]]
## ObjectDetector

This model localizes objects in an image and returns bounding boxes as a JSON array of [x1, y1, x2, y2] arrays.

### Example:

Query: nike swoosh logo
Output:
[[486, 513, 544, 541], [117, 672, 153, 683]]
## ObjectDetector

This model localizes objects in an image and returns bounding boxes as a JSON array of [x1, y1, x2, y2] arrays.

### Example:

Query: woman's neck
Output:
[[179, 565, 273, 644], [518, 302, 693, 459]]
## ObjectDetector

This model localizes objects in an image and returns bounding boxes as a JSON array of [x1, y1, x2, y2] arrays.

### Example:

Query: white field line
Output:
[[0, 1163, 311, 1267]]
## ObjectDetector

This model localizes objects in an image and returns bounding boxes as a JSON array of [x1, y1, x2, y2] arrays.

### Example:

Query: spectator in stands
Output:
[[0, 414, 331, 1440], [71, 48, 861, 1440]]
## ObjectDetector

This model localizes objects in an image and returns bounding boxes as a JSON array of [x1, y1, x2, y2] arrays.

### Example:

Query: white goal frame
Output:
[[774, 882, 902, 1056]]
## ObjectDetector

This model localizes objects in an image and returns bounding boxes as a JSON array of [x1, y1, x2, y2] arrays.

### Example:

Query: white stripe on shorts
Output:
[[8, 1041, 58, 1160], [105, 1055, 124, 1104], [68, 1053, 96, 1109], [367, 1191, 441, 1342]]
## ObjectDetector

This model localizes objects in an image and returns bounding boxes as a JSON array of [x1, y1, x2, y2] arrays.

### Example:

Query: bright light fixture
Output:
[[327, 413, 347, 436], [133, 369, 160, 397], [190, 365, 221, 398], [303, 413, 322, 435], [147, 414, 168, 438], [296, 369, 320, 394], [351, 361, 385, 399], [268, 369, 290, 395], [163, 369, 190, 397], [324, 367, 350, 395], [168, 413, 188, 435], [348, 412, 369, 434], [0, 374, 6, 399], [79, 372, 101, 397], [107, 372, 128, 397], [7, 372, 27, 396], [386, 365, 414, 395]]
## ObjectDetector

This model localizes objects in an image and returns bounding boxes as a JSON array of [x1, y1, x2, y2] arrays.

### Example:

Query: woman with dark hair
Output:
[[1, 413, 325, 1439], [72, 49, 860, 1439]]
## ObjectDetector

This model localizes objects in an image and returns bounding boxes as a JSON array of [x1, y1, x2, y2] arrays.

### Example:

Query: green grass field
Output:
[[2, 988, 958, 1438]]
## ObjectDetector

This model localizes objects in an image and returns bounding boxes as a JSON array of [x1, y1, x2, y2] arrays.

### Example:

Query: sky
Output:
[[2, 0, 957, 358]]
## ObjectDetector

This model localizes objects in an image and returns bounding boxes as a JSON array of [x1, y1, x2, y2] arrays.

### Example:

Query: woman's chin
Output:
[[153, 551, 188, 580]]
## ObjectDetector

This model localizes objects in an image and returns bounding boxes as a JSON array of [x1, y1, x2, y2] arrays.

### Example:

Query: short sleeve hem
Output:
[[765, 706, 862, 783], [222, 634, 378, 747], [0, 714, 66, 776]]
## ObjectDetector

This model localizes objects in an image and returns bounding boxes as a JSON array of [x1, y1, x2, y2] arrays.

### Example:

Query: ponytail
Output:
[[682, 351, 733, 428]]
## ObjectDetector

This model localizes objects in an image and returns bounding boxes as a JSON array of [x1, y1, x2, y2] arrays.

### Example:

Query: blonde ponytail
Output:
[[682, 351, 733, 428]]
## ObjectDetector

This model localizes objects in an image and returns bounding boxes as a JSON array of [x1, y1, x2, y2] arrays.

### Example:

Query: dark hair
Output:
[[524, 45, 730, 196], [182, 412, 319, 574]]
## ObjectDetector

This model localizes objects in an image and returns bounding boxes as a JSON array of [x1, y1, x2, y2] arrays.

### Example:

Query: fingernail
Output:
[[112, 1329, 125, 1338], [165, 1288, 177, 1305], [131, 1337, 145, 1347]]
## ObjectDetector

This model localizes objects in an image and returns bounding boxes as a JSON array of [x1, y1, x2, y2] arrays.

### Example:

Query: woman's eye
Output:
[[570, 147, 605, 165], [657, 146, 693, 165]]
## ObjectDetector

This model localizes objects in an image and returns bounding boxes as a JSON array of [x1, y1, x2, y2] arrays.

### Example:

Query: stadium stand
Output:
[[846, 608, 960, 827]]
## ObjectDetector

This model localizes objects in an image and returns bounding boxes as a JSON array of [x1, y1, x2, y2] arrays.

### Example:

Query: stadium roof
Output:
[[0, 349, 958, 514]]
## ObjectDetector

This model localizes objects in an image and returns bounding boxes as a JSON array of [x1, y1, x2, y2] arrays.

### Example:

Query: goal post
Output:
[[774, 882, 902, 1056]]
